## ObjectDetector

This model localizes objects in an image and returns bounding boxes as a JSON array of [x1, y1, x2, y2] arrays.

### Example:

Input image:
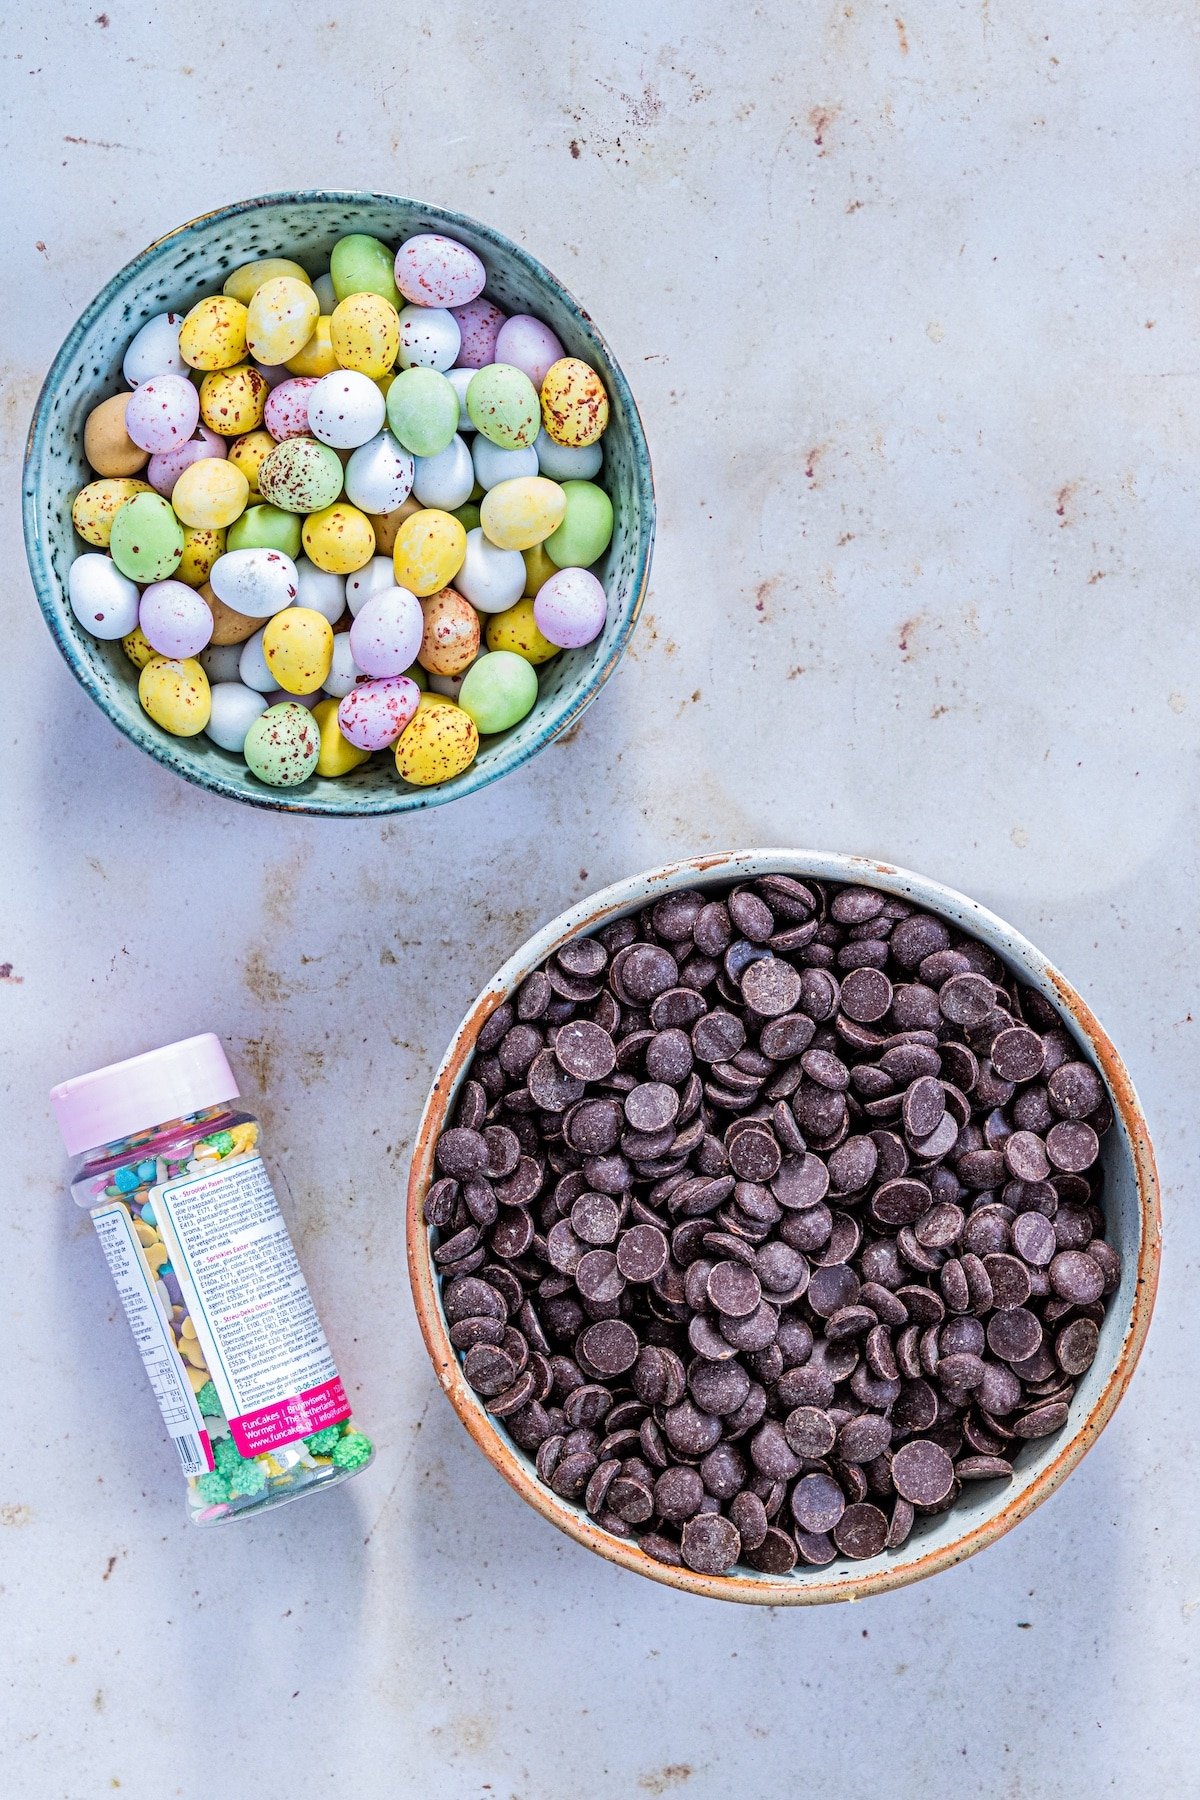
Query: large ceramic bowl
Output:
[[23, 192, 654, 814], [407, 850, 1160, 1604]]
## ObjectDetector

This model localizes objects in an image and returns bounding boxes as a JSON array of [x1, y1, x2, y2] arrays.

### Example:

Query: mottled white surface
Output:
[[2, 3, 1197, 1795]]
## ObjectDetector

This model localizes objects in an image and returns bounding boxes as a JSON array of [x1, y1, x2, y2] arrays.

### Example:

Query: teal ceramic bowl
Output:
[[23, 192, 655, 814]]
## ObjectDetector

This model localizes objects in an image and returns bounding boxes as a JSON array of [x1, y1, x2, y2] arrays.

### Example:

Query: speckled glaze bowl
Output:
[[23, 192, 654, 814], [407, 851, 1160, 1604]]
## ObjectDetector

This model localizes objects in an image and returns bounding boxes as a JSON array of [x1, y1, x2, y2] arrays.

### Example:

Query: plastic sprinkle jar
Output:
[[51, 1033, 373, 1524]]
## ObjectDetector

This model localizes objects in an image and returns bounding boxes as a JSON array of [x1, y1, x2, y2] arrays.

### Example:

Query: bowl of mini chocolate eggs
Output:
[[23, 191, 655, 813]]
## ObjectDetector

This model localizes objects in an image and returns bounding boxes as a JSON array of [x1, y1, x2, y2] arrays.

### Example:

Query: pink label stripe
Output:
[[229, 1377, 351, 1457]]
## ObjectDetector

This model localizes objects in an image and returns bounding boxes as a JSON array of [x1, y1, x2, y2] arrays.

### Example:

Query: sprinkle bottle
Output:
[[51, 1034, 373, 1524]]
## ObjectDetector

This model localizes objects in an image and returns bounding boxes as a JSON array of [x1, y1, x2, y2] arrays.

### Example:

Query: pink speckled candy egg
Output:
[[395, 233, 486, 309], [337, 674, 420, 749], [124, 374, 200, 454], [533, 567, 607, 649], [451, 297, 507, 370], [494, 315, 566, 390], [265, 377, 320, 442], [147, 424, 226, 497], [348, 586, 424, 677], [139, 579, 215, 658]]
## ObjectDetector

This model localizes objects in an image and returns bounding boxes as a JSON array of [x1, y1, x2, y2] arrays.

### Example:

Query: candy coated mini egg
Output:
[[84, 393, 149, 477], [68, 553, 140, 639], [331, 292, 400, 379], [179, 295, 248, 371], [199, 365, 269, 436], [285, 315, 338, 378], [263, 606, 334, 694], [467, 364, 541, 449], [238, 627, 275, 692], [264, 377, 319, 442], [147, 424, 227, 499], [176, 525, 225, 588], [308, 371, 386, 449], [485, 597, 559, 665], [124, 374, 200, 454], [109, 492, 184, 582], [171, 457, 251, 530], [199, 640, 244, 683], [412, 436, 474, 511], [227, 428, 276, 497], [545, 479, 614, 569], [396, 306, 460, 372], [494, 315, 566, 389], [138, 656, 211, 736], [533, 428, 603, 483], [522, 541, 557, 597], [453, 501, 481, 533], [534, 566, 607, 648], [243, 701, 320, 786], [428, 658, 476, 699], [294, 558, 346, 623], [349, 586, 424, 677], [337, 673, 420, 749], [417, 587, 481, 676], [122, 311, 186, 386], [450, 296, 507, 369], [246, 277, 320, 367], [540, 357, 609, 447], [139, 579, 214, 659], [455, 526, 526, 613], [302, 502, 376, 574], [367, 495, 422, 554], [223, 258, 311, 305], [227, 504, 303, 558], [72, 478, 154, 548], [323, 631, 364, 698], [394, 233, 486, 309], [330, 234, 403, 310], [385, 367, 459, 458], [446, 367, 476, 432], [344, 431, 414, 515], [345, 555, 396, 616], [458, 649, 539, 734], [313, 272, 337, 315], [205, 681, 268, 752], [473, 436, 538, 492], [312, 695, 370, 775], [199, 580, 260, 645], [480, 476, 567, 552], [210, 547, 299, 618], [122, 624, 157, 670], [258, 437, 344, 515], [267, 687, 321, 712], [391, 509, 467, 597], [394, 692, 478, 784], [250, 360, 292, 390]]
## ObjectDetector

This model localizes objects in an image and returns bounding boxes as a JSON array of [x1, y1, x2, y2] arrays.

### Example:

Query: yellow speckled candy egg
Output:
[[330, 293, 400, 380], [199, 365, 268, 437], [223, 258, 311, 305], [394, 692, 478, 786], [392, 508, 467, 597], [368, 494, 422, 555], [121, 625, 157, 670], [246, 277, 320, 366], [227, 429, 276, 497], [302, 502, 376, 574], [286, 315, 338, 378], [171, 458, 251, 529], [176, 524, 226, 586], [179, 295, 248, 371], [312, 696, 370, 776], [262, 606, 334, 694], [83, 394, 150, 477], [480, 476, 567, 552], [485, 597, 559, 665], [72, 477, 154, 547], [138, 656, 211, 736], [540, 357, 609, 447]]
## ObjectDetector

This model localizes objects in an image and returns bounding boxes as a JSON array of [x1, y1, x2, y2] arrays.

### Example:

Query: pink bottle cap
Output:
[[51, 1033, 239, 1156]]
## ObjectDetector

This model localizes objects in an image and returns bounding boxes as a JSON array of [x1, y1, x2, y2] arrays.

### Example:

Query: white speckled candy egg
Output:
[[446, 367, 476, 433], [348, 587, 424, 677], [412, 436, 474, 510], [345, 555, 397, 617], [533, 428, 603, 483], [209, 547, 299, 618], [396, 306, 461, 372], [494, 316, 566, 389], [344, 431, 415, 514], [125, 375, 201, 454], [294, 557, 346, 623], [337, 673, 420, 749], [139, 579, 214, 658], [264, 377, 319, 442], [68, 553, 140, 639], [146, 424, 227, 498], [238, 626, 276, 693], [455, 527, 526, 614], [308, 371, 386, 449], [123, 311, 186, 386], [395, 234, 485, 309], [473, 437, 538, 492], [205, 681, 268, 752], [323, 632, 363, 698]]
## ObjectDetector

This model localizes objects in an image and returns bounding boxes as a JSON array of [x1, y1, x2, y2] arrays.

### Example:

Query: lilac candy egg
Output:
[[139, 580, 214, 658], [494, 316, 566, 389], [265, 377, 319, 442], [451, 297, 507, 369], [147, 425, 226, 498], [533, 568, 607, 649], [125, 375, 200, 454], [337, 675, 420, 750], [395, 233, 486, 309], [348, 587, 424, 677]]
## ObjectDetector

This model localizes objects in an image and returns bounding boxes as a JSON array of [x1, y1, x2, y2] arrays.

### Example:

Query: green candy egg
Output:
[[404, 661, 429, 691], [452, 501, 482, 533], [385, 367, 460, 457], [458, 650, 539, 734], [466, 364, 540, 449], [330, 234, 402, 310], [545, 480, 614, 570], [243, 701, 320, 787], [258, 437, 345, 515], [226, 503, 303, 558], [108, 492, 184, 582]]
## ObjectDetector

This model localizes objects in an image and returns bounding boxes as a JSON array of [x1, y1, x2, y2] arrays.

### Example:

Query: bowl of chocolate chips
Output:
[[407, 851, 1160, 1602]]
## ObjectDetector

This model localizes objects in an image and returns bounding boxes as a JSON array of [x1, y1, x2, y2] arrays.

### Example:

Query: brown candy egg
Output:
[[417, 587, 481, 677]]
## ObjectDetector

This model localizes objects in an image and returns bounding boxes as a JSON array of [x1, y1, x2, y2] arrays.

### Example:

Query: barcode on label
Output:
[[174, 1434, 205, 1477]]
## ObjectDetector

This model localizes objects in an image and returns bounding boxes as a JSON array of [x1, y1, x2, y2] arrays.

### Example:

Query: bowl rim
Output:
[[23, 189, 655, 816], [406, 848, 1161, 1604]]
